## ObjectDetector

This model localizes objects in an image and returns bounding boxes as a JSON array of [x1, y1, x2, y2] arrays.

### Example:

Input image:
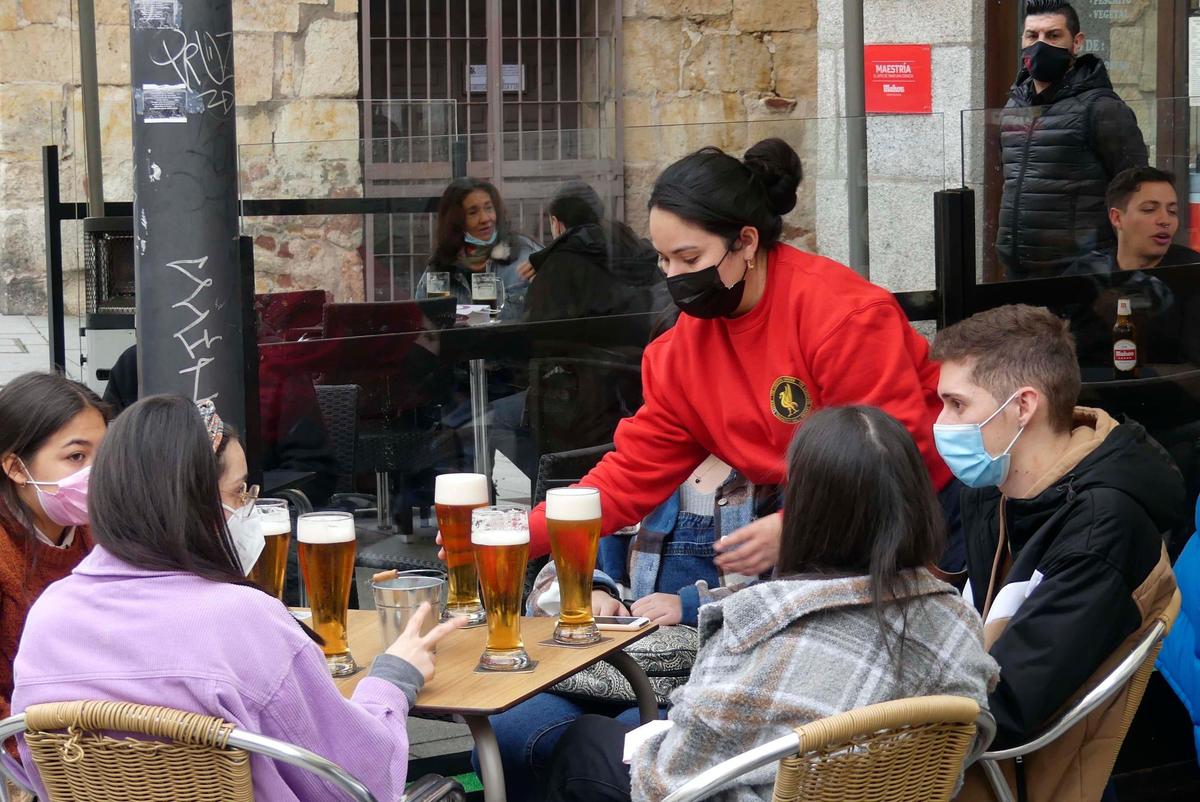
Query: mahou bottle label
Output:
[[1113, 339, 1138, 372]]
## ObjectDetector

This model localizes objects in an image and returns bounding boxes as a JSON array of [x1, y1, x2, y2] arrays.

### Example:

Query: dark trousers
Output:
[[544, 715, 636, 802]]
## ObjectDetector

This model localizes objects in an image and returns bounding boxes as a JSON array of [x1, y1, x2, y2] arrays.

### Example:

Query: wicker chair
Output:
[[975, 589, 1183, 802], [0, 700, 462, 802], [661, 695, 993, 802]]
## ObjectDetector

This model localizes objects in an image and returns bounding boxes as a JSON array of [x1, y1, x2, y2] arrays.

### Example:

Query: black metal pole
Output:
[[41, 146, 66, 373], [129, 1, 246, 430]]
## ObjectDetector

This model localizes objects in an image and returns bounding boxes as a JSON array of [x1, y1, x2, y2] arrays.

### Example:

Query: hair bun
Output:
[[743, 138, 803, 216]]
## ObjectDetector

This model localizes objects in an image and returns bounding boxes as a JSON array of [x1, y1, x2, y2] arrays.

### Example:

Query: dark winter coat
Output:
[[955, 409, 1181, 802], [996, 55, 1148, 279]]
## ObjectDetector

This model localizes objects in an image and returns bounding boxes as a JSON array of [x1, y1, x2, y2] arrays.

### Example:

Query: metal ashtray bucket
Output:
[[371, 569, 447, 648]]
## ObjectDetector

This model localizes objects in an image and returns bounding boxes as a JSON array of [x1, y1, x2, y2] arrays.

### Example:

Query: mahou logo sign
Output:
[[864, 44, 932, 114]]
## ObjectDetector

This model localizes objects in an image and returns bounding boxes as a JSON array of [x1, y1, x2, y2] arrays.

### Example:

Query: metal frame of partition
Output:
[[43, 146, 955, 382]]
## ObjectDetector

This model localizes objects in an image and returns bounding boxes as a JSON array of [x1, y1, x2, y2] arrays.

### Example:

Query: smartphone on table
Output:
[[594, 616, 651, 631]]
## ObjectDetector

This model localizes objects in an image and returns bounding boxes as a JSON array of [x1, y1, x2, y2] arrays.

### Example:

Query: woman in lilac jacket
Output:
[[5, 395, 460, 801]]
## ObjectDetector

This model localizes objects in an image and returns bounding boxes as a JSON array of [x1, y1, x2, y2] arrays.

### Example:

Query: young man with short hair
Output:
[[932, 305, 1181, 802], [997, 1, 1148, 278], [1069, 166, 1200, 274]]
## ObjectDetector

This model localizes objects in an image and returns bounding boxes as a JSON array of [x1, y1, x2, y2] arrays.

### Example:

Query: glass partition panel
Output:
[[962, 97, 1200, 284], [960, 97, 1200, 518], [239, 114, 955, 540]]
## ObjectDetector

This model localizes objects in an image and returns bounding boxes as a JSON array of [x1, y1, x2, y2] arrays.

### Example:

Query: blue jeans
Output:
[[474, 693, 667, 802]]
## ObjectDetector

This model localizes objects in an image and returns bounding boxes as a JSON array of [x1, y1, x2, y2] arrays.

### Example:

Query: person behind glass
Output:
[[4, 396, 462, 801], [931, 306, 1181, 802], [501, 137, 960, 586], [0, 373, 108, 737], [416, 177, 540, 320], [522, 180, 666, 332], [543, 406, 999, 802], [996, 1, 1148, 279], [1068, 167, 1200, 275], [1062, 168, 1200, 371]]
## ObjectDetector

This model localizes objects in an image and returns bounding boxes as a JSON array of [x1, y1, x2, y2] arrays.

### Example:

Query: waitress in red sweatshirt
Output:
[[522, 137, 956, 593]]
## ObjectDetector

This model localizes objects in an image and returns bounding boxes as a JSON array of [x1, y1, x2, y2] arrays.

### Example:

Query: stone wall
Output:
[[0, 0, 364, 316], [619, 0, 820, 249]]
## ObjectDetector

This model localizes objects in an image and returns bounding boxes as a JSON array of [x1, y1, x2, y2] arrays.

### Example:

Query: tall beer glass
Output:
[[248, 499, 291, 600], [435, 473, 489, 626], [472, 506, 530, 671], [298, 511, 358, 676], [546, 487, 602, 644]]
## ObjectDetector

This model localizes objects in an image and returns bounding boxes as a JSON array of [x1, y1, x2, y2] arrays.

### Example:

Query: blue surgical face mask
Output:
[[933, 391, 1025, 489], [464, 230, 498, 247]]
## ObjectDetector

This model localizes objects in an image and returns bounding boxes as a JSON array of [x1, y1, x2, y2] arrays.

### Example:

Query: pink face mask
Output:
[[22, 462, 92, 527]]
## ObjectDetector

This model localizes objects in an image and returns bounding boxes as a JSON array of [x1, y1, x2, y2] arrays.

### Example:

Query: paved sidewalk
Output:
[[0, 314, 83, 387]]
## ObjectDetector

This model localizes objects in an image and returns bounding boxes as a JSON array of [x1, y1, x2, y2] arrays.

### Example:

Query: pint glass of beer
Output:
[[248, 499, 291, 599], [546, 487, 602, 644], [435, 473, 489, 626], [298, 511, 358, 677], [472, 506, 530, 671]]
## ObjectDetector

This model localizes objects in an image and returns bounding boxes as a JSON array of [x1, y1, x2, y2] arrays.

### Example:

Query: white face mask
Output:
[[223, 501, 265, 576]]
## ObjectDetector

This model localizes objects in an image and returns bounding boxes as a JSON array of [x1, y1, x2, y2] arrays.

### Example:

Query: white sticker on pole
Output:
[[137, 84, 188, 124], [133, 0, 182, 30]]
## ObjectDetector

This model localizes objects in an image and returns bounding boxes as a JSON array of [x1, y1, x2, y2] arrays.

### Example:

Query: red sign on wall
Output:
[[864, 44, 932, 114]]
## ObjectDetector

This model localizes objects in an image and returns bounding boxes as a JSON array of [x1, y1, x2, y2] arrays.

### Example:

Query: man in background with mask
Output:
[[995, 1, 1148, 280], [932, 304, 1180, 802]]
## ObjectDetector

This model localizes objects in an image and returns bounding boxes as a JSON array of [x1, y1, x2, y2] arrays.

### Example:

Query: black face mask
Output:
[[1021, 41, 1073, 85], [666, 249, 748, 319]]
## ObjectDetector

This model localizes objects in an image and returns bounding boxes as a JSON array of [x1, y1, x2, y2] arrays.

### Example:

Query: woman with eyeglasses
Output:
[[5, 396, 462, 801], [0, 373, 109, 744]]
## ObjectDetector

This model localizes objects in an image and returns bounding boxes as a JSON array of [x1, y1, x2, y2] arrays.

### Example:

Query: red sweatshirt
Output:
[[528, 244, 951, 556]]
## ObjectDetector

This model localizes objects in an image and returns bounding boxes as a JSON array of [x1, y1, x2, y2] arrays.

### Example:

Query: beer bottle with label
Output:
[[1112, 297, 1139, 380]]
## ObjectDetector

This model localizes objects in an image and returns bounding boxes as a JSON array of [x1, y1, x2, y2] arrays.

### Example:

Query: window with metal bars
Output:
[[361, 0, 623, 300]]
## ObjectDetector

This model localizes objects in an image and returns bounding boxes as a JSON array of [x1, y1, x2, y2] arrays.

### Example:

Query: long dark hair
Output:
[[89, 395, 246, 580], [0, 372, 110, 537], [90, 396, 323, 643], [432, 177, 509, 266], [648, 137, 802, 251], [778, 406, 945, 658]]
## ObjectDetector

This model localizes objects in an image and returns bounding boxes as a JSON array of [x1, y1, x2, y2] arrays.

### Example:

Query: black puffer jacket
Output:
[[996, 55, 1148, 279]]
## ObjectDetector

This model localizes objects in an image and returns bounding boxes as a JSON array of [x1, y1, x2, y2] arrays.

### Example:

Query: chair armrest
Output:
[[401, 774, 466, 802], [981, 619, 1166, 761], [270, 488, 314, 515], [0, 714, 35, 799]]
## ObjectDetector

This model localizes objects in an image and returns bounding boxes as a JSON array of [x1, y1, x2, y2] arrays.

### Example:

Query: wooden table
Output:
[[327, 609, 659, 802]]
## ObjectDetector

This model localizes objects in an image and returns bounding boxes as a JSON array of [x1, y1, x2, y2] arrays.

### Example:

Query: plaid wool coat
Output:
[[630, 568, 1000, 802]]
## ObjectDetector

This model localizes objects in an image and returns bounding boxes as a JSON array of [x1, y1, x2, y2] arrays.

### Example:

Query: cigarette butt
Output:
[[372, 569, 398, 583]]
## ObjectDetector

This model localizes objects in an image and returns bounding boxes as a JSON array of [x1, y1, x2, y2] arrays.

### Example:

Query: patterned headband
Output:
[[196, 399, 225, 453]]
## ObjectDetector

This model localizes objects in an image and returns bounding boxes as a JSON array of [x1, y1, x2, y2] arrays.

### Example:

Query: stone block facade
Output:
[[0, 0, 364, 315], [619, 0, 819, 250], [815, 0, 986, 293]]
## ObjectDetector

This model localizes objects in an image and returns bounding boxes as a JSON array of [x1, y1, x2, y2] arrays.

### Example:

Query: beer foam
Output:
[[435, 473, 490, 506], [296, 515, 355, 544], [546, 487, 601, 521], [259, 515, 292, 537], [471, 529, 530, 546]]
